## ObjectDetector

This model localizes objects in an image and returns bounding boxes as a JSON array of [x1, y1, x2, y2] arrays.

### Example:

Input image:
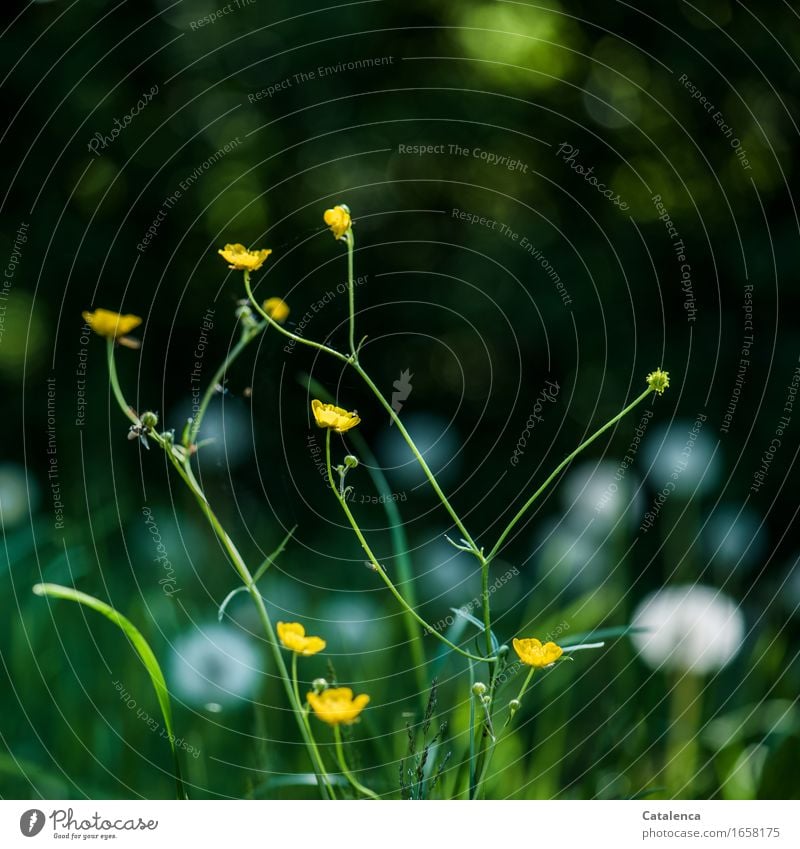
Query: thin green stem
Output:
[[153, 441, 334, 798], [480, 560, 493, 662], [186, 319, 265, 448], [352, 362, 480, 556], [473, 667, 536, 799], [107, 339, 139, 425], [516, 667, 536, 704], [292, 652, 337, 799], [244, 272, 350, 364], [303, 374, 428, 698], [334, 726, 379, 800], [486, 386, 654, 561], [324, 431, 494, 664], [246, 267, 478, 561], [291, 652, 302, 715], [346, 231, 356, 356]]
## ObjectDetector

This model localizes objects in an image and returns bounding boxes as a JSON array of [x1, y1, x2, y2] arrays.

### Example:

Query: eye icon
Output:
[[19, 809, 45, 837]]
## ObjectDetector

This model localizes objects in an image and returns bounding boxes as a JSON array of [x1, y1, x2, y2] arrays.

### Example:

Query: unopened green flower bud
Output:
[[497, 644, 509, 659], [312, 677, 328, 694], [472, 682, 487, 697], [344, 454, 359, 469], [141, 411, 159, 429], [509, 698, 521, 716], [235, 304, 257, 329]]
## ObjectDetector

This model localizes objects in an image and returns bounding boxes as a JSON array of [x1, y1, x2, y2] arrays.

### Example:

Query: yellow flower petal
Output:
[[82, 309, 142, 340], [218, 243, 272, 272], [512, 637, 564, 668], [323, 205, 351, 240], [307, 686, 370, 725], [277, 621, 326, 656], [263, 297, 290, 324], [311, 398, 360, 433]]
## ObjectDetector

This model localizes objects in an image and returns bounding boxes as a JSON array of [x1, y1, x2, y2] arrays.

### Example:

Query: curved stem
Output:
[[107, 339, 139, 425], [324, 431, 494, 664], [346, 231, 356, 356], [244, 272, 350, 364], [334, 726, 379, 800], [486, 386, 654, 562], [245, 269, 477, 558], [352, 362, 480, 556], [292, 652, 337, 799], [154, 441, 334, 798], [480, 562, 493, 662], [291, 651, 301, 710], [515, 667, 536, 704], [186, 319, 265, 448], [473, 668, 536, 799], [302, 373, 428, 697]]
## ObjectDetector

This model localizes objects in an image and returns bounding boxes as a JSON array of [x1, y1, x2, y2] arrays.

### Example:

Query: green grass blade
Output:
[[561, 624, 647, 645], [32, 583, 186, 798], [450, 606, 499, 653]]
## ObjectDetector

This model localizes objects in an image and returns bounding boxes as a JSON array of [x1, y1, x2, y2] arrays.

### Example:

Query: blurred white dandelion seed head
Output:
[[704, 504, 767, 576], [561, 459, 643, 537], [535, 519, 608, 592], [631, 584, 745, 675], [376, 413, 461, 489], [169, 623, 262, 708], [0, 463, 39, 528], [641, 420, 721, 497]]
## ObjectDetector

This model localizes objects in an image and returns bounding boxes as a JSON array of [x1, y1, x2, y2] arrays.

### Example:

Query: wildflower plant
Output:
[[49, 204, 671, 801]]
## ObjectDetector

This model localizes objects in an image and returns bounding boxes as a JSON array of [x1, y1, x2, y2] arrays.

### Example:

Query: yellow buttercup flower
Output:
[[311, 399, 360, 433], [277, 621, 326, 656], [218, 243, 272, 272], [263, 297, 290, 324], [646, 368, 670, 395], [82, 309, 142, 340], [323, 204, 351, 240], [512, 637, 563, 668], [307, 686, 369, 726]]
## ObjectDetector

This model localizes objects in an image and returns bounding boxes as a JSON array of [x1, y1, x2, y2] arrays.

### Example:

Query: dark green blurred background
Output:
[[1, 0, 799, 800]]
